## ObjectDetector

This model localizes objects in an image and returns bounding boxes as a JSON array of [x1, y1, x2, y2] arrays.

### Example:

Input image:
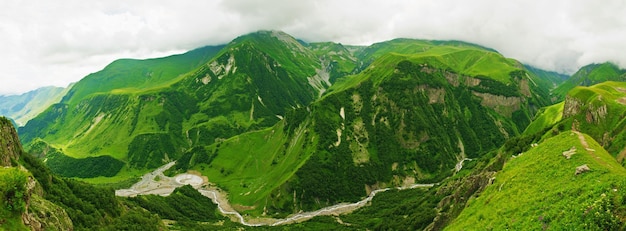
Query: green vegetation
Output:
[[28, 139, 124, 178], [62, 45, 224, 105], [18, 146, 217, 230], [157, 32, 561, 218], [127, 185, 221, 222], [21, 30, 626, 230], [523, 102, 564, 135], [552, 62, 625, 99], [340, 188, 441, 230], [0, 167, 29, 230], [20, 152, 125, 230], [20, 30, 323, 184], [448, 131, 626, 230], [174, 120, 316, 216], [524, 64, 568, 89], [308, 42, 359, 82]]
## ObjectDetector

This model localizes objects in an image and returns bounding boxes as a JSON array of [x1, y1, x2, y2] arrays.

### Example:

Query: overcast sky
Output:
[[1, 0, 625, 96]]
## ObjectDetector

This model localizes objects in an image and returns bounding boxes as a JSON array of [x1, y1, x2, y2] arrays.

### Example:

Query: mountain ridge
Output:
[[4, 29, 626, 230]]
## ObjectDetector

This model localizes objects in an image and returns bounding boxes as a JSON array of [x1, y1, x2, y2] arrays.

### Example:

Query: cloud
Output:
[[1, 0, 626, 95]]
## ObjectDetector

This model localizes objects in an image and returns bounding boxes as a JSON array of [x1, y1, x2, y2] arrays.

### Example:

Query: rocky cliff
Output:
[[0, 116, 73, 230], [0, 117, 22, 166]]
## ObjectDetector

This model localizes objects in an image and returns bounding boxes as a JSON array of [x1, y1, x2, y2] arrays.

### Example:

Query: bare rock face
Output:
[[562, 146, 577, 159], [585, 104, 608, 124], [562, 96, 582, 118], [563, 95, 608, 124], [1, 116, 74, 230], [575, 164, 590, 175], [472, 92, 522, 117], [0, 117, 23, 166], [519, 77, 532, 97]]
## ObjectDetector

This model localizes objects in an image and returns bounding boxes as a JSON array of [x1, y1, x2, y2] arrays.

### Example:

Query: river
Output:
[[116, 162, 437, 226]]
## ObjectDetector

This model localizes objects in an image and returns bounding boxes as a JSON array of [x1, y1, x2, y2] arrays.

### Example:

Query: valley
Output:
[[115, 160, 437, 226], [2, 29, 626, 230]]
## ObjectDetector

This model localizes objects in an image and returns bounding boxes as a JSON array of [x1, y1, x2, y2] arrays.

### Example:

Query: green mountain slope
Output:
[[552, 62, 626, 100], [15, 30, 570, 225], [0, 86, 70, 126], [61, 45, 224, 105], [308, 42, 360, 83], [524, 65, 568, 88], [19, 31, 324, 180], [2, 116, 233, 230], [526, 81, 626, 158], [447, 131, 626, 230], [173, 40, 557, 217]]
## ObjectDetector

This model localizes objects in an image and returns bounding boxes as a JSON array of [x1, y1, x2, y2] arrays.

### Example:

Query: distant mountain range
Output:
[[0, 86, 70, 126]]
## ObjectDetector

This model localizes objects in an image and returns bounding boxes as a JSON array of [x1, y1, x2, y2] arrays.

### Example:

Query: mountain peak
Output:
[[229, 30, 309, 54]]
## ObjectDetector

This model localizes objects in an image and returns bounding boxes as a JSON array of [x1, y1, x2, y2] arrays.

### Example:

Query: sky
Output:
[[1, 0, 626, 96]]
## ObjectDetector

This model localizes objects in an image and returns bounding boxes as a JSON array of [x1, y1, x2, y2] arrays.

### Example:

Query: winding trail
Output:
[[572, 131, 608, 167], [116, 162, 436, 226]]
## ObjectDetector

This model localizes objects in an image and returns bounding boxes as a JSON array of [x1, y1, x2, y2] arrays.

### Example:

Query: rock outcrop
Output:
[[0, 116, 73, 230], [472, 92, 522, 117], [0, 117, 23, 166], [562, 95, 608, 124], [575, 164, 590, 175]]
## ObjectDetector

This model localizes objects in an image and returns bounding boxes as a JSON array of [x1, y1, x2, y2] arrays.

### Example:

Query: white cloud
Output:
[[1, 0, 626, 95]]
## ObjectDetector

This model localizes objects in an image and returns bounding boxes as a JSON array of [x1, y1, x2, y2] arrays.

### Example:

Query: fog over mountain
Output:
[[1, 0, 625, 95]]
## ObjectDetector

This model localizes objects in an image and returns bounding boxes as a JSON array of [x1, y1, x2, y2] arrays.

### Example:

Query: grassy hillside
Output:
[[527, 81, 626, 159], [523, 102, 564, 135], [173, 40, 557, 217], [308, 42, 360, 82], [525, 65, 568, 89], [172, 119, 315, 211], [552, 62, 625, 100], [447, 131, 626, 230], [62, 45, 224, 105], [19, 31, 323, 180]]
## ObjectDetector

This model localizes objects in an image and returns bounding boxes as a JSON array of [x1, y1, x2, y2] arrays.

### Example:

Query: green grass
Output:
[[0, 167, 29, 231], [329, 46, 521, 95], [524, 81, 626, 157], [64, 45, 224, 105], [192, 120, 315, 215], [77, 167, 146, 188], [523, 102, 564, 135], [552, 62, 625, 99], [228, 30, 319, 79], [446, 131, 626, 230], [309, 42, 358, 75]]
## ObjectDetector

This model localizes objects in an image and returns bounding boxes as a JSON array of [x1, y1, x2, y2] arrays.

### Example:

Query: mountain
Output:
[[434, 79, 626, 230], [2, 116, 239, 230], [19, 30, 563, 213], [308, 42, 361, 83], [447, 130, 626, 230], [11, 29, 626, 230], [526, 81, 626, 157], [552, 62, 626, 100], [19, 30, 328, 180], [0, 86, 70, 126], [0, 117, 22, 166], [60, 45, 224, 105], [170, 36, 561, 216]]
